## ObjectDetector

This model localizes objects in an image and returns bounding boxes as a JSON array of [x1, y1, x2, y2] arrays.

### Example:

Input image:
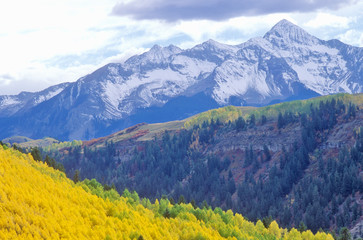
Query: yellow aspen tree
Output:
[[268, 220, 282, 239]]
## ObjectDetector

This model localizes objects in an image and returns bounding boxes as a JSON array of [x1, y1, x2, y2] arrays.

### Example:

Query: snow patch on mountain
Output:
[[171, 55, 216, 76], [0, 96, 20, 106], [0, 19, 361, 140], [34, 87, 65, 104]]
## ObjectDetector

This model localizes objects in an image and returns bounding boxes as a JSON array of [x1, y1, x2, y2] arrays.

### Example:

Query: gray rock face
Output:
[[0, 19, 361, 140]]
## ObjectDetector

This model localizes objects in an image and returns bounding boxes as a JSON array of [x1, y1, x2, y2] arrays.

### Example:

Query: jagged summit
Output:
[[149, 44, 162, 51], [0, 20, 361, 140], [196, 39, 237, 50], [203, 39, 223, 46], [166, 44, 182, 52], [148, 43, 182, 54], [125, 43, 182, 66], [264, 19, 320, 46], [190, 39, 239, 61]]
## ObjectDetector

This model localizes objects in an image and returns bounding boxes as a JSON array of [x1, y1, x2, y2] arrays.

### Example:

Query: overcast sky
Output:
[[0, 0, 362, 95]]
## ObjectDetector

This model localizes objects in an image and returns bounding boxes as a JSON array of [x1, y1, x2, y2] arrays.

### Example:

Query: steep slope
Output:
[[0, 82, 70, 116], [0, 145, 335, 239], [0, 19, 361, 140], [41, 94, 363, 237], [262, 19, 362, 95]]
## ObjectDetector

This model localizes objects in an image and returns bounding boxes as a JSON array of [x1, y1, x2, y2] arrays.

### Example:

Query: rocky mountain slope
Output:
[[0, 82, 70, 116], [0, 19, 361, 140], [33, 94, 362, 237]]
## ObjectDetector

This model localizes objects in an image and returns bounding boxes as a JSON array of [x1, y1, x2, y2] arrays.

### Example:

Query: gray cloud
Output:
[[112, 0, 357, 22]]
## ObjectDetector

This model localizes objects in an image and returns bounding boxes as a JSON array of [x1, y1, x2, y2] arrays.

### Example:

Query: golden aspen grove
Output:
[[0, 145, 334, 239]]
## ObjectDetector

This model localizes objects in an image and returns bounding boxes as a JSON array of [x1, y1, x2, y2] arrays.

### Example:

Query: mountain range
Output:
[[0, 19, 362, 140]]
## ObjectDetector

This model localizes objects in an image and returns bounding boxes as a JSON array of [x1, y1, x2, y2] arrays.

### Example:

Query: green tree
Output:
[[13, 144, 24, 153], [178, 195, 185, 204], [261, 115, 267, 125], [202, 200, 209, 209], [31, 147, 42, 162], [235, 116, 245, 131], [249, 114, 256, 127], [339, 227, 351, 240], [262, 216, 273, 228], [163, 208, 171, 218], [191, 199, 197, 209], [73, 170, 80, 184], [298, 221, 307, 232], [277, 112, 284, 129]]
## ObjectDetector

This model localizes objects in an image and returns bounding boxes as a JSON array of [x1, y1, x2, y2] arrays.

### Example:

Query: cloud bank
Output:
[[112, 0, 357, 21]]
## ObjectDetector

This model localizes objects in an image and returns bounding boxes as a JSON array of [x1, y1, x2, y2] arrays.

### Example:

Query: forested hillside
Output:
[[0, 144, 337, 239], [37, 94, 363, 237]]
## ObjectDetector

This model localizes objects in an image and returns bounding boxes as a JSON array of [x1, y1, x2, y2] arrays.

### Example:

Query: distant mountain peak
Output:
[[150, 44, 162, 51], [125, 43, 183, 66], [272, 19, 296, 28], [0, 19, 361, 141], [190, 39, 239, 56], [166, 44, 182, 52], [202, 39, 232, 48], [264, 19, 319, 45], [148, 44, 182, 54], [204, 39, 220, 45]]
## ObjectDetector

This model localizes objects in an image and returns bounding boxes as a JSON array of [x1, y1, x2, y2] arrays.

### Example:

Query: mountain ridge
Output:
[[29, 93, 362, 237], [0, 19, 362, 140]]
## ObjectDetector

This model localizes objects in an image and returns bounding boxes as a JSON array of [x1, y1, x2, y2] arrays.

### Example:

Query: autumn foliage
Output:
[[0, 146, 334, 239]]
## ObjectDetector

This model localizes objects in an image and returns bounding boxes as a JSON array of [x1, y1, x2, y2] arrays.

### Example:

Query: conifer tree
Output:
[[339, 227, 352, 240], [73, 170, 80, 184], [31, 147, 42, 162]]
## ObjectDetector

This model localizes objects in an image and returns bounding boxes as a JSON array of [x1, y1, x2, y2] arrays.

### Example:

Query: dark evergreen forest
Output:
[[40, 99, 362, 235]]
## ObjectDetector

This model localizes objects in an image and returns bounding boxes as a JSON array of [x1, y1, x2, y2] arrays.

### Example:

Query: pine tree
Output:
[[339, 227, 352, 240], [262, 216, 273, 228], [277, 112, 284, 129], [178, 195, 185, 204], [298, 221, 307, 232], [163, 208, 171, 218], [249, 114, 256, 127], [261, 115, 267, 125], [191, 199, 197, 209], [31, 147, 42, 162], [235, 116, 246, 131], [202, 200, 209, 209], [73, 170, 80, 184]]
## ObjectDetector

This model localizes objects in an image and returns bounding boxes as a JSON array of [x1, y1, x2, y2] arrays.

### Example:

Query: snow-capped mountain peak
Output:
[[125, 44, 182, 67], [194, 39, 238, 53], [0, 82, 70, 117], [264, 19, 320, 46], [0, 19, 361, 140]]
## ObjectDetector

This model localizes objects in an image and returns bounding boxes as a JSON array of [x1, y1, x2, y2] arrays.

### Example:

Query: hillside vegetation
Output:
[[185, 93, 363, 128], [38, 93, 363, 237], [0, 144, 336, 239]]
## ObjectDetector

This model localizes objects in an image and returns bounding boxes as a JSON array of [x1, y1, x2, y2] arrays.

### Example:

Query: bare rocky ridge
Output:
[[0, 19, 361, 140]]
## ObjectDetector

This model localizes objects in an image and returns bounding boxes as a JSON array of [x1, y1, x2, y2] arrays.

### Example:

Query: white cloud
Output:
[[337, 30, 363, 47], [0, 63, 96, 95], [175, 14, 297, 46], [0, 0, 361, 95], [304, 12, 351, 29], [100, 47, 148, 64]]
